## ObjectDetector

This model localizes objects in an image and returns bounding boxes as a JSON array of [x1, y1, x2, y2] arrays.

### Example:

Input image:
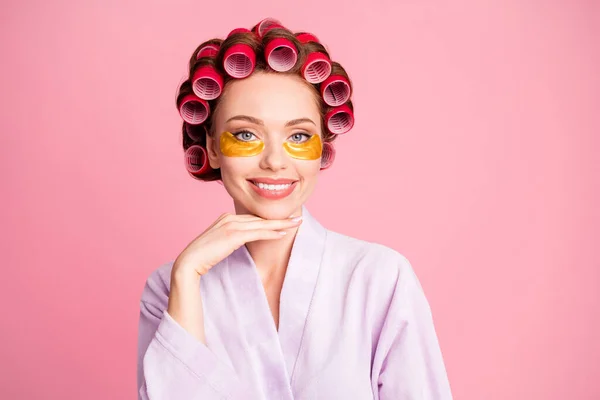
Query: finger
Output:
[[225, 218, 301, 232], [233, 229, 288, 245], [213, 213, 263, 229], [233, 214, 266, 221], [199, 215, 229, 236], [206, 213, 231, 230]]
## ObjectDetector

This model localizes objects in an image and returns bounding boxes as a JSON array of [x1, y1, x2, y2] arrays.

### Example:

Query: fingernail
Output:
[[279, 231, 287, 235], [291, 216, 303, 222]]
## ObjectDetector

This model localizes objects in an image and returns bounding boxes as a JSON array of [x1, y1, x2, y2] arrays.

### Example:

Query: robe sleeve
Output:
[[373, 257, 453, 400], [137, 269, 242, 400]]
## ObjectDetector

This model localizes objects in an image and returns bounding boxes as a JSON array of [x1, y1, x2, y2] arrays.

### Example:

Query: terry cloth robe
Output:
[[137, 206, 453, 399]]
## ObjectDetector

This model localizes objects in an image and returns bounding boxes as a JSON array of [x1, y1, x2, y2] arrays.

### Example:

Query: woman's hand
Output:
[[172, 213, 303, 279], [166, 213, 302, 344]]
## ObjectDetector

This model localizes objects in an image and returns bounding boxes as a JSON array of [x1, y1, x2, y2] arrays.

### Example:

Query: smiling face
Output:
[[206, 71, 323, 219]]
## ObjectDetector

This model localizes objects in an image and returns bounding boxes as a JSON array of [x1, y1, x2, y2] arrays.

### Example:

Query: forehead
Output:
[[218, 72, 320, 123]]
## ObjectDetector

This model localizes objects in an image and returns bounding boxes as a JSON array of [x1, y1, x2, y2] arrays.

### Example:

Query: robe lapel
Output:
[[277, 206, 327, 386], [224, 206, 327, 397], [227, 244, 295, 399]]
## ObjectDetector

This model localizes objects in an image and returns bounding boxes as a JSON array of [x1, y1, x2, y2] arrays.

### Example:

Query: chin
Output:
[[228, 180, 311, 220], [246, 201, 301, 220]]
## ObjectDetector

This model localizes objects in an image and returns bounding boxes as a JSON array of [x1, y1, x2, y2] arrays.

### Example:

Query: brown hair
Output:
[[176, 23, 354, 181]]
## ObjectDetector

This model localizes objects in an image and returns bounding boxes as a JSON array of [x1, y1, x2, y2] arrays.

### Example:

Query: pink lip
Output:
[[249, 177, 297, 184], [248, 180, 298, 200]]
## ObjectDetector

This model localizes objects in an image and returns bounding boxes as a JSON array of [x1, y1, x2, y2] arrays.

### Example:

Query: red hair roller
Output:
[[222, 28, 256, 78], [223, 44, 256, 78], [325, 104, 354, 134], [223, 28, 256, 78], [254, 18, 283, 38], [179, 94, 210, 125], [191, 65, 223, 100], [296, 32, 320, 44], [264, 37, 298, 72], [196, 44, 220, 59], [228, 27, 251, 36], [185, 145, 212, 176], [321, 74, 351, 107], [301, 52, 332, 84], [185, 123, 208, 142], [320, 141, 336, 170]]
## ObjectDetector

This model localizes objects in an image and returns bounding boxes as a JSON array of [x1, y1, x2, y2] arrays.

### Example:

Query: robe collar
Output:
[[228, 205, 328, 384]]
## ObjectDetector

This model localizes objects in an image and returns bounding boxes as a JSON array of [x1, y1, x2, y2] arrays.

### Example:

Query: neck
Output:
[[245, 226, 298, 283], [235, 204, 304, 284]]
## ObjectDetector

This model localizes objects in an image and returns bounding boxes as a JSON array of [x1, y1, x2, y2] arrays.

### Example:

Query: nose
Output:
[[258, 140, 288, 172]]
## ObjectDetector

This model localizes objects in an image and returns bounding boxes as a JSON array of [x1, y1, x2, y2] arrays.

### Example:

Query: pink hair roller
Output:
[[325, 104, 354, 135], [301, 51, 332, 84], [264, 37, 298, 72], [192, 65, 223, 100], [185, 123, 208, 142], [196, 44, 220, 59], [185, 145, 211, 176], [223, 28, 256, 78], [254, 18, 283, 38], [320, 74, 351, 107], [320, 141, 336, 170], [228, 27, 251, 36], [223, 43, 256, 78], [179, 94, 210, 125], [296, 32, 320, 44]]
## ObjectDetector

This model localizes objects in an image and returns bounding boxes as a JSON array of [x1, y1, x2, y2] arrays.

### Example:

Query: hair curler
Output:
[[320, 141, 336, 170], [185, 145, 211, 176], [191, 65, 223, 100], [185, 123, 208, 142], [301, 51, 332, 84], [297, 32, 331, 83], [296, 32, 320, 44], [178, 94, 210, 125], [196, 44, 220, 59], [254, 18, 283, 38], [320, 74, 351, 107], [325, 104, 354, 134], [228, 27, 252, 36], [264, 37, 298, 72], [223, 28, 256, 78]]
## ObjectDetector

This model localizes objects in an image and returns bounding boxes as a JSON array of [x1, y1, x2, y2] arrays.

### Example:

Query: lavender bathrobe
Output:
[[137, 207, 453, 399]]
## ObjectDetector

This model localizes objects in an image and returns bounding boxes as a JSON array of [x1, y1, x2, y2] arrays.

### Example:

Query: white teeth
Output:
[[256, 182, 291, 191]]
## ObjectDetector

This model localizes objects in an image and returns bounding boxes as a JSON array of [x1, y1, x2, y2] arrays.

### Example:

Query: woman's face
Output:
[[207, 71, 322, 220]]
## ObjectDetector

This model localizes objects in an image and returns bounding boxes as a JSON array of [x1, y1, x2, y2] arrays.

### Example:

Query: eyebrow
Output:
[[225, 115, 316, 127]]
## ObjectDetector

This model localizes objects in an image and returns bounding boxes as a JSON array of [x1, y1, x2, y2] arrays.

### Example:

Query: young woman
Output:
[[137, 18, 453, 400]]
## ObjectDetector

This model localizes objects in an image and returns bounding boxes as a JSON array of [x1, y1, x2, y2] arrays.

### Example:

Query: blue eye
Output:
[[233, 131, 258, 141], [289, 133, 311, 143]]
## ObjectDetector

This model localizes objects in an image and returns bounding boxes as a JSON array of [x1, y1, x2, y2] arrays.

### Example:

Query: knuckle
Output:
[[222, 221, 238, 231], [219, 212, 232, 221]]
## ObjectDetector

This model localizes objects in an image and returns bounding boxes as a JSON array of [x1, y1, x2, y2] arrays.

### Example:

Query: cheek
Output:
[[296, 160, 321, 182], [219, 159, 251, 201], [219, 156, 257, 183]]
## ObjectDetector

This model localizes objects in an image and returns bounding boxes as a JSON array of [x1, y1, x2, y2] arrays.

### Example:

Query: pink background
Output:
[[1, 0, 598, 399]]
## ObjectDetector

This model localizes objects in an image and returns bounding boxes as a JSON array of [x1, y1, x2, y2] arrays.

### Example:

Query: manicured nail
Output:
[[279, 231, 287, 235]]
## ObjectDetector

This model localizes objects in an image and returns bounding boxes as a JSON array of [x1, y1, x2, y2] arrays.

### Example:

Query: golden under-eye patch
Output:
[[220, 131, 264, 157], [283, 134, 322, 160], [219, 130, 323, 160]]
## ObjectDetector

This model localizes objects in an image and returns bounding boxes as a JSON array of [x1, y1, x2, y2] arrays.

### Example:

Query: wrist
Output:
[[171, 260, 203, 284], [167, 274, 202, 317]]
